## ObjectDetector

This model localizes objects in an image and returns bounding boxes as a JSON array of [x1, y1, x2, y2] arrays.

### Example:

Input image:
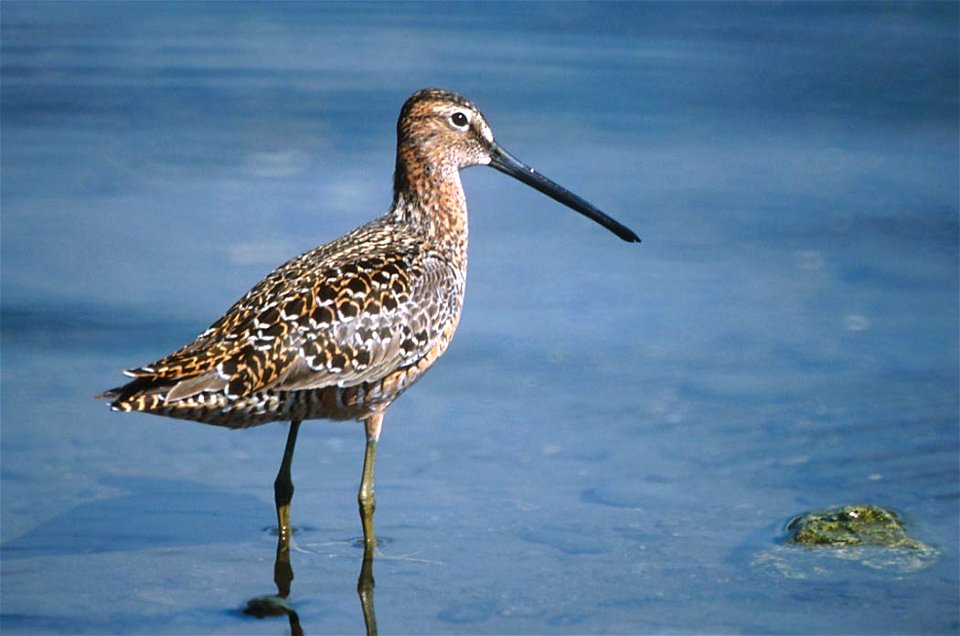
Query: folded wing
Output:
[[101, 220, 462, 411]]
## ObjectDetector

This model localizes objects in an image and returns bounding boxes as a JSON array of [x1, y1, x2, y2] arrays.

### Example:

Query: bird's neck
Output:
[[391, 153, 469, 267]]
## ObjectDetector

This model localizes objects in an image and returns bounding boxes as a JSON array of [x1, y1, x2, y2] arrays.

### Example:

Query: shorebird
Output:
[[98, 88, 639, 558]]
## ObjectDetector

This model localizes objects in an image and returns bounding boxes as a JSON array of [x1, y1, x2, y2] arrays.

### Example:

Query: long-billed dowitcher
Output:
[[98, 88, 639, 558]]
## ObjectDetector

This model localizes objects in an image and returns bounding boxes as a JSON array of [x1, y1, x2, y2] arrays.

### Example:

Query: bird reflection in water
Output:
[[243, 535, 378, 636]]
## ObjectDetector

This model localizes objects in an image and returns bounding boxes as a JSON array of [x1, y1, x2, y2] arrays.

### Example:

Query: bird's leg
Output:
[[358, 412, 383, 560], [273, 419, 301, 597], [275, 419, 302, 547]]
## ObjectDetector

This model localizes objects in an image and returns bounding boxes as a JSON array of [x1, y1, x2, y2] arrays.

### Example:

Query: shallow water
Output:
[[2, 2, 958, 634]]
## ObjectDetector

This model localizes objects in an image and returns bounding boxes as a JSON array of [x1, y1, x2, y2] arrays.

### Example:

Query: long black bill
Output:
[[488, 142, 640, 243]]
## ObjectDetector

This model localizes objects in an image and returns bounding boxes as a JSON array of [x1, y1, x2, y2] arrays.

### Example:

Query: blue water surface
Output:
[[2, 2, 958, 634]]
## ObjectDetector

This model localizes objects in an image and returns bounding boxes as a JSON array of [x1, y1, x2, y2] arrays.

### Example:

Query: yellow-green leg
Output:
[[358, 413, 383, 560], [273, 419, 301, 597]]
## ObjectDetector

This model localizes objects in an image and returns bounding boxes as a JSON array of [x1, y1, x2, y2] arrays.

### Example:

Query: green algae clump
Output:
[[751, 504, 938, 578], [785, 504, 924, 549]]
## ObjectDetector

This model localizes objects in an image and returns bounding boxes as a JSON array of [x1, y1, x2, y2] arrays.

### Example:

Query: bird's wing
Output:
[[116, 222, 462, 404], [269, 249, 460, 393]]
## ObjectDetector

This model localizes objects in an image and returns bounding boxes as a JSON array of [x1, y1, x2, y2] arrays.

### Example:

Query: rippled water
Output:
[[2, 3, 958, 634]]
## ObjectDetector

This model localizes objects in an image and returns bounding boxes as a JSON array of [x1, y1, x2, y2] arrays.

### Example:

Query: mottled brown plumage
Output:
[[101, 217, 463, 428], [100, 91, 477, 428], [98, 88, 639, 558]]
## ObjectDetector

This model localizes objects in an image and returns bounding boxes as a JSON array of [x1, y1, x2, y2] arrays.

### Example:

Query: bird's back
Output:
[[100, 214, 466, 428]]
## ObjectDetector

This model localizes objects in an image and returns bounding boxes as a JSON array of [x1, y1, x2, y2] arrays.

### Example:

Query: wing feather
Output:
[[117, 218, 463, 406]]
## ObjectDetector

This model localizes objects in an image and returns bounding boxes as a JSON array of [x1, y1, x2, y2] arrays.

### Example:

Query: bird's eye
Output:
[[450, 112, 468, 128]]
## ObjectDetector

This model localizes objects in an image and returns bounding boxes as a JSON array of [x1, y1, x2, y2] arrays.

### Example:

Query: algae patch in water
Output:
[[751, 504, 939, 579], [785, 504, 924, 549]]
